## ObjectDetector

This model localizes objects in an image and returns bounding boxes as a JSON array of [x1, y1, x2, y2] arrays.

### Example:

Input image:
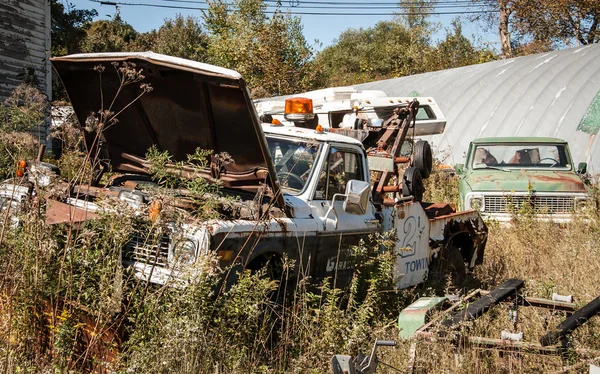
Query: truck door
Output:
[[309, 144, 379, 286]]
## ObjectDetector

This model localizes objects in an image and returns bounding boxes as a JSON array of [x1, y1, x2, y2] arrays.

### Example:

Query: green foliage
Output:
[[435, 19, 496, 70], [50, 0, 98, 56], [314, 18, 496, 87], [120, 234, 398, 373], [81, 13, 138, 53], [314, 21, 415, 86], [0, 84, 48, 179], [153, 15, 208, 61], [395, 0, 435, 30], [145, 145, 232, 220], [131, 15, 209, 62], [423, 165, 461, 206], [0, 84, 49, 133], [510, 0, 600, 48], [204, 0, 317, 97], [52, 117, 93, 182], [50, 0, 499, 96]]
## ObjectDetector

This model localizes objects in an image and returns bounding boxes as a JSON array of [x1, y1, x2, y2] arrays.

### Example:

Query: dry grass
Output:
[[2, 82, 600, 372], [373, 182, 600, 374]]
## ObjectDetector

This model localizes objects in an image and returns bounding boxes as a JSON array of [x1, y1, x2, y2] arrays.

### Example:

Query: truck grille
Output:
[[484, 195, 574, 214], [123, 232, 170, 266]]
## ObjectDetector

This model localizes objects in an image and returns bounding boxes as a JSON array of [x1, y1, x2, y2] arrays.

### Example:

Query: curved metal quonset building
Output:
[[355, 44, 600, 175]]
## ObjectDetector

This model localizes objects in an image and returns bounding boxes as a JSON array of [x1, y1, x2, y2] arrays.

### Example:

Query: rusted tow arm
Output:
[[400, 279, 600, 367], [330, 100, 420, 204]]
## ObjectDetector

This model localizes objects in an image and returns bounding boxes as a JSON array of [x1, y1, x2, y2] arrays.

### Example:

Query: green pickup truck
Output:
[[456, 137, 592, 222]]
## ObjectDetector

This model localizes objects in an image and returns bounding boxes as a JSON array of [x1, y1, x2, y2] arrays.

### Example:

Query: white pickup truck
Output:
[[0, 52, 487, 289]]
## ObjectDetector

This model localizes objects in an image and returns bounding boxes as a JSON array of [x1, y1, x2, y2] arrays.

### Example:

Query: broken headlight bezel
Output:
[[465, 193, 485, 212], [574, 197, 593, 213], [171, 238, 198, 266]]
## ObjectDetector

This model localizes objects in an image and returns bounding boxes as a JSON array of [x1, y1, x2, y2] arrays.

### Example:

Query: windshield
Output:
[[266, 136, 322, 194], [471, 143, 571, 170]]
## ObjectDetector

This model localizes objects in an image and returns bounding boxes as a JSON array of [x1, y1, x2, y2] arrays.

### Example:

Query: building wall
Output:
[[355, 44, 600, 175], [0, 0, 51, 101]]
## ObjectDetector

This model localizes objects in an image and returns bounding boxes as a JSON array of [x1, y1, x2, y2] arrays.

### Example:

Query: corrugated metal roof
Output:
[[355, 44, 600, 175], [0, 0, 51, 100]]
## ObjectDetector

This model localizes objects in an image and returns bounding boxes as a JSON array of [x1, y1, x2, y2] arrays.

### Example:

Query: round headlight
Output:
[[574, 198, 593, 212], [470, 197, 483, 211], [172, 238, 197, 265]]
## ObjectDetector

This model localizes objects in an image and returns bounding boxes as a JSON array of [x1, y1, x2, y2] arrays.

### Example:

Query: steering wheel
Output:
[[277, 172, 305, 190], [535, 157, 559, 167]]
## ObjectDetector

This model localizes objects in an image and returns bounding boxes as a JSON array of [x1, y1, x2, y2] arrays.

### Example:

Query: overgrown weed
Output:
[[1, 79, 600, 373], [0, 78, 399, 373]]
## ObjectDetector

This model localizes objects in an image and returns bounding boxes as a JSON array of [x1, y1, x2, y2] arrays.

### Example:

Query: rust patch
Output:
[[274, 218, 288, 233], [530, 174, 586, 191], [45, 200, 98, 225], [424, 203, 455, 218]]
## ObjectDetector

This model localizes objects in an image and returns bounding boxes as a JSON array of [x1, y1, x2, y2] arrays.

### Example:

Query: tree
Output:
[[469, 0, 515, 58], [80, 12, 138, 53], [50, 0, 98, 56], [435, 20, 496, 69], [203, 0, 315, 97], [473, 0, 599, 58], [313, 21, 434, 87], [145, 15, 208, 61], [395, 0, 435, 31], [510, 0, 600, 47]]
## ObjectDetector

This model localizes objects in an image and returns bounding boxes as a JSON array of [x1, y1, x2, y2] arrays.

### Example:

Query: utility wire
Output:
[[152, 2, 493, 9], [148, 0, 494, 9], [93, 0, 496, 14], [151, 0, 492, 6]]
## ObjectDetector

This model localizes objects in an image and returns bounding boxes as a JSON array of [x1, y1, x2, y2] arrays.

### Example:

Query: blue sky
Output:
[[66, 0, 500, 52]]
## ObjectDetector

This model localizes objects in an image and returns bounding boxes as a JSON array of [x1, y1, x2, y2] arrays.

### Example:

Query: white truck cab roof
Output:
[[261, 123, 364, 147]]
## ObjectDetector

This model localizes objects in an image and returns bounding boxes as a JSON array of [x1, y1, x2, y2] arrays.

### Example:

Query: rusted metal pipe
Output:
[[382, 185, 401, 193], [382, 196, 413, 206], [466, 336, 561, 354], [522, 296, 578, 313], [395, 156, 410, 164]]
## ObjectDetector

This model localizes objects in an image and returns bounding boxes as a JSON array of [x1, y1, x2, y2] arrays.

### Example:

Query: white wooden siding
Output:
[[0, 0, 51, 101]]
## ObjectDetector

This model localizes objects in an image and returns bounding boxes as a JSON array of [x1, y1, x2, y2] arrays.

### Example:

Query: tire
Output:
[[413, 140, 433, 178], [402, 167, 424, 202], [446, 245, 466, 279], [247, 253, 284, 282]]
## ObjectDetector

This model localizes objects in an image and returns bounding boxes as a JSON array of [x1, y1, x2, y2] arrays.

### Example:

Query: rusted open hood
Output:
[[51, 52, 283, 207]]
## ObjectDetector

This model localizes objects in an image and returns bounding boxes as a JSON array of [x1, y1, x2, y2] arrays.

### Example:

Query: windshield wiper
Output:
[[475, 165, 511, 172]]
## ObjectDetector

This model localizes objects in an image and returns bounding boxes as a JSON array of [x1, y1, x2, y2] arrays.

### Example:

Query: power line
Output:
[[151, 0, 492, 6], [151, 2, 493, 9], [93, 0, 496, 15]]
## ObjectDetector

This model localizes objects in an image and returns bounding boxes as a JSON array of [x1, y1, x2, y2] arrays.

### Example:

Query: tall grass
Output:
[[1, 83, 599, 373]]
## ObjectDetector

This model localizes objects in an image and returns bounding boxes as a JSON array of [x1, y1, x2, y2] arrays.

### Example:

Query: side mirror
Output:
[[577, 162, 587, 174], [343, 180, 371, 215], [455, 163, 465, 175]]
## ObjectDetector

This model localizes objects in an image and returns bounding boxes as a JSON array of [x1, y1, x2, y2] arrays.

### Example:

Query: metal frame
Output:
[[404, 279, 600, 372]]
